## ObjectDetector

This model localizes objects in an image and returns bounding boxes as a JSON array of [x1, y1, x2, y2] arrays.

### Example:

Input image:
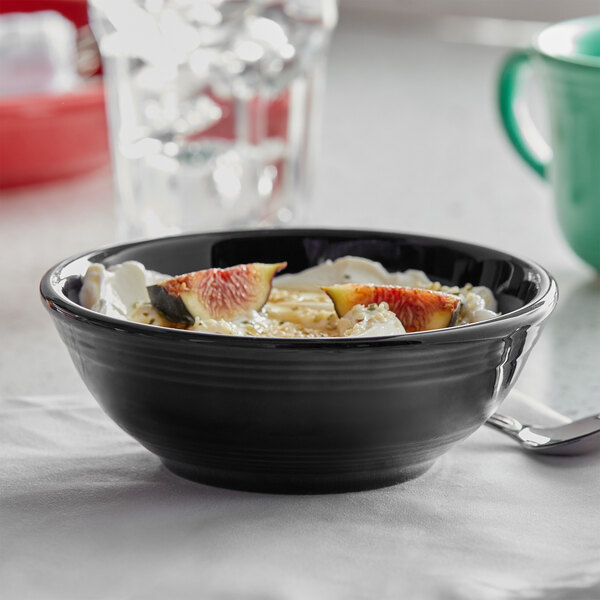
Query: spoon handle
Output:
[[486, 413, 523, 436]]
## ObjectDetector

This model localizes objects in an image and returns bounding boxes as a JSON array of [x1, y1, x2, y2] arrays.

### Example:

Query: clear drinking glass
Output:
[[88, 0, 337, 240]]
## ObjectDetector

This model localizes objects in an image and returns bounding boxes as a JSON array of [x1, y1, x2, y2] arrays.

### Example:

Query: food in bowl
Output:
[[79, 256, 498, 338]]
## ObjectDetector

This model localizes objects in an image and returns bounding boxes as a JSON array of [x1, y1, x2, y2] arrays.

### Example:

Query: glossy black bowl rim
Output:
[[40, 228, 558, 347]]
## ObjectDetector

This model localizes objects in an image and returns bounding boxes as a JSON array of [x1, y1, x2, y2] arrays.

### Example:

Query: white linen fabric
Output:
[[1, 390, 598, 600]]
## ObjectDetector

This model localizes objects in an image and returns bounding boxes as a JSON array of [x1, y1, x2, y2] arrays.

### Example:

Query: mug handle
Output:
[[498, 50, 552, 179]]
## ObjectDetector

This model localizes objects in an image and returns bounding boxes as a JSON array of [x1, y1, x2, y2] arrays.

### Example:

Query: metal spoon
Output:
[[486, 412, 600, 455]]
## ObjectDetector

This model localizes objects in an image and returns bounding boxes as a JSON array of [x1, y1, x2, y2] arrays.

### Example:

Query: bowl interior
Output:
[[56, 229, 549, 321]]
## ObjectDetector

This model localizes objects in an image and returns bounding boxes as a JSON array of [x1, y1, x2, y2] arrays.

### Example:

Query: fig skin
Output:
[[148, 262, 287, 324], [322, 284, 461, 333]]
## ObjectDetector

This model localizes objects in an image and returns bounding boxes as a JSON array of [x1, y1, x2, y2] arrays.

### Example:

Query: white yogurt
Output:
[[79, 261, 168, 319]]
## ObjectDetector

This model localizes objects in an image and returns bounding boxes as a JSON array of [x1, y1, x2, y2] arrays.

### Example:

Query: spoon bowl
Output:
[[486, 412, 600, 455]]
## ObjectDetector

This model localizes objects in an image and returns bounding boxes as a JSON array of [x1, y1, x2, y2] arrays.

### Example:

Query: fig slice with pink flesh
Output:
[[321, 284, 461, 332], [148, 262, 287, 325]]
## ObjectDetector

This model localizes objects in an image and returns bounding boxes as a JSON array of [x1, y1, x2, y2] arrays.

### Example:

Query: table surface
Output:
[[1, 12, 599, 599], [1, 12, 598, 417]]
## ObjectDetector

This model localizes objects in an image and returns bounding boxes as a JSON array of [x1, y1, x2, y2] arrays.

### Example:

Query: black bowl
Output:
[[40, 229, 558, 493]]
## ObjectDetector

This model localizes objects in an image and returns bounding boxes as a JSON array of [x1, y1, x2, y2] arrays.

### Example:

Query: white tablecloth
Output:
[[1, 389, 598, 599]]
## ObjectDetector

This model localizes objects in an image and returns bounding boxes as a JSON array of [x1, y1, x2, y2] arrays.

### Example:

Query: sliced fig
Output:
[[322, 284, 461, 333], [148, 262, 287, 325]]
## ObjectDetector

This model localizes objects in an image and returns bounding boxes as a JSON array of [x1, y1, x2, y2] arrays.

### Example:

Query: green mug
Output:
[[498, 16, 600, 271]]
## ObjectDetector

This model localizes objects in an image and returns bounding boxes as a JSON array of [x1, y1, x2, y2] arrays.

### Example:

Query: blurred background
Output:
[[1, 0, 598, 415]]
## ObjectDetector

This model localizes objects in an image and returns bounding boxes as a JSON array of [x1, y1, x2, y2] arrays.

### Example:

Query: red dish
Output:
[[0, 0, 109, 189], [0, 0, 90, 27]]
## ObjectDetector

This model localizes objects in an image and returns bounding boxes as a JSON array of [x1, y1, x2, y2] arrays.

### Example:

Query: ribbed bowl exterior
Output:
[[41, 230, 558, 493]]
